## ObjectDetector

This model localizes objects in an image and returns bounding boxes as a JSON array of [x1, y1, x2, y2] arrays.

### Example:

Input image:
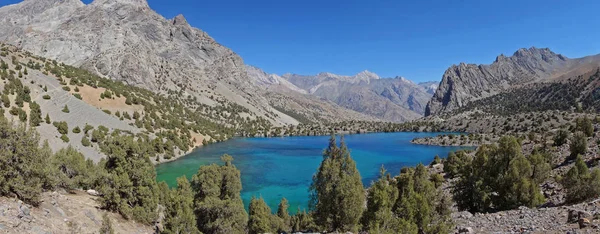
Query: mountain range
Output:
[[0, 0, 436, 124], [246, 66, 437, 122]]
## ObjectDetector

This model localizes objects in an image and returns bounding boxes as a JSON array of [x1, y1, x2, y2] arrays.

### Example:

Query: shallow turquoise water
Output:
[[156, 132, 467, 213]]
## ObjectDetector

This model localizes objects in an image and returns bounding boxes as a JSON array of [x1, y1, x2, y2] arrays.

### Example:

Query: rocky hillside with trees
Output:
[[0, 0, 427, 125]]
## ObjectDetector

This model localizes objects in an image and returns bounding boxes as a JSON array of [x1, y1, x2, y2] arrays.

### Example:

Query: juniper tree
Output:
[[191, 154, 247, 234], [29, 101, 42, 126], [309, 135, 365, 232], [569, 131, 588, 161], [453, 136, 546, 213], [0, 117, 48, 205], [99, 135, 159, 224], [162, 177, 200, 234], [277, 197, 291, 231], [562, 155, 600, 203], [248, 196, 273, 234]]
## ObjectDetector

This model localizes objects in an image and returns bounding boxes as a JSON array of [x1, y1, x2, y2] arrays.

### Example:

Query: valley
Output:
[[0, 0, 600, 233]]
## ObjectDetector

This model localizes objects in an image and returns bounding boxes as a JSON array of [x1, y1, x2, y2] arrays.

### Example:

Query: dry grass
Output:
[[69, 84, 144, 114]]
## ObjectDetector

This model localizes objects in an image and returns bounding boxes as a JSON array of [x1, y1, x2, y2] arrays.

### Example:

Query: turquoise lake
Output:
[[155, 132, 467, 213]]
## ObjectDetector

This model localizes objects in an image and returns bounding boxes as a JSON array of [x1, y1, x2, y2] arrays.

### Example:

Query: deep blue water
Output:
[[155, 132, 467, 213]]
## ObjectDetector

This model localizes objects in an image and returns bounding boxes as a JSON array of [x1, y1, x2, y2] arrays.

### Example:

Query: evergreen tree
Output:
[[362, 166, 407, 234], [562, 155, 600, 203], [452, 136, 546, 213], [569, 131, 587, 161], [99, 135, 158, 224], [277, 198, 291, 231], [1, 94, 8, 108], [248, 196, 273, 234], [0, 116, 48, 205], [575, 117, 594, 137], [29, 101, 42, 127], [162, 177, 200, 234], [191, 154, 247, 234], [394, 164, 452, 234], [309, 135, 365, 232], [443, 151, 469, 178]]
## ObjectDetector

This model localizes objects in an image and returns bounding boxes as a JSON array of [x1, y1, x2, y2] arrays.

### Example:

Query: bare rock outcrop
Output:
[[426, 47, 570, 116]]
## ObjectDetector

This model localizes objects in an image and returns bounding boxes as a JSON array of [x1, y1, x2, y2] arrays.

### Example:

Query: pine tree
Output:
[[309, 135, 365, 232], [1, 94, 8, 108], [569, 131, 587, 161], [452, 136, 546, 213], [162, 177, 200, 234], [362, 166, 404, 234], [29, 101, 42, 127], [0, 116, 48, 205], [562, 155, 600, 203], [248, 196, 273, 234], [277, 197, 291, 231], [191, 154, 247, 234], [575, 117, 594, 137], [99, 135, 158, 224]]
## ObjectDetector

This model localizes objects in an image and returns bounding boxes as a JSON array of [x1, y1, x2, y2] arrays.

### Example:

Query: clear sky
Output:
[[3, 0, 600, 82]]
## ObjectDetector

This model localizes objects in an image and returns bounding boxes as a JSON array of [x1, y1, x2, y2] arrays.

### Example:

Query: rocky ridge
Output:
[[0, 0, 382, 126], [426, 47, 573, 116]]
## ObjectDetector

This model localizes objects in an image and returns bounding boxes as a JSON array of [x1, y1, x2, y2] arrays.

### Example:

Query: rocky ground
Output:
[[0, 191, 153, 234], [422, 122, 600, 233], [453, 200, 600, 233]]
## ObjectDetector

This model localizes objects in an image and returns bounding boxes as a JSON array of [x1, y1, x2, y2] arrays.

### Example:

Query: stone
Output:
[[86, 189, 100, 196], [579, 218, 591, 229], [19, 204, 30, 217], [458, 226, 474, 233], [85, 210, 100, 225]]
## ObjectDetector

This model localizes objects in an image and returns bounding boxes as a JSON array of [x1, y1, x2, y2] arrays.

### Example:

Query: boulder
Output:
[[579, 218, 591, 229], [86, 189, 100, 196], [457, 226, 474, 233]]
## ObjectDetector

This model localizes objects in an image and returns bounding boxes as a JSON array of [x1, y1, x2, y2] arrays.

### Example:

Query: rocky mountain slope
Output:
[[0, 0, 380, 126], [426, 47, 600, 116], [247, 66, 435, 122], [0, 191, 154, 233]]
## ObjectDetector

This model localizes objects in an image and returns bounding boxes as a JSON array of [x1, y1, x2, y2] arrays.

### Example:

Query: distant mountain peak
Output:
[[356, 70, 380, 80], [91, 0, 149, 8], [172, 14, 189, 26]]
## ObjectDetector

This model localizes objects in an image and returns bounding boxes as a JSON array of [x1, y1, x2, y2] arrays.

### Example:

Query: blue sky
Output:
[[3, 0, 600, 82]]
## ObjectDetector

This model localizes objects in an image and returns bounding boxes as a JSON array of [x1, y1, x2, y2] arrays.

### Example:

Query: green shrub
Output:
[[72, 126, 81, 134], [62, 105, 69, 113], [569, 131, 588, 161], [62, 86, 71, 91], [53, 121, 69, 134], [452, 136, 547, 213], [562, 155, 600, 203], [42, 95, 51, 100], [554, 129, 569, 146], [81, 136, 91, 147], [60, 134, 69, 143], [73, 93, 82, 100]]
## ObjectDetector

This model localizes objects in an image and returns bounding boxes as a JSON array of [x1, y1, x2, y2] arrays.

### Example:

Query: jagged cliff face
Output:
[[0, 0, 249, 91], [0, 0, 435, 124], [0, 0, 311, 125], [425, 47, 570, 116], [248, 68, 434, 122]]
